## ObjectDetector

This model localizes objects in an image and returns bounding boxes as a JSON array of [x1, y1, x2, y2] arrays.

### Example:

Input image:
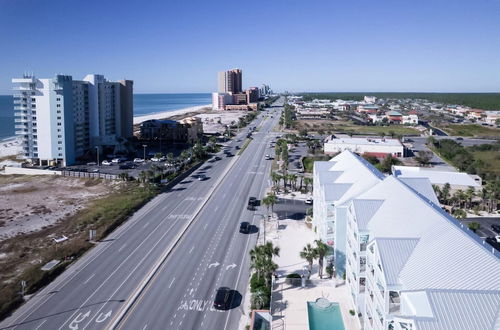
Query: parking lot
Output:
[[462, 217, 500, 238]]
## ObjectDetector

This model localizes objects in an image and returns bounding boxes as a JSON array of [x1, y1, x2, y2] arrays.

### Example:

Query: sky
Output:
[[0, 0, 499, 94]]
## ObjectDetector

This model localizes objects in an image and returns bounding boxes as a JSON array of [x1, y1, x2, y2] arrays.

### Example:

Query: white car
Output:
[[133, 158, 145, 163], [265, 154, 271, 160], [101, 160, 112, 166], [305, 198, 313, 205], [111, 158, 121, 163], [151, 157, 160, 162]]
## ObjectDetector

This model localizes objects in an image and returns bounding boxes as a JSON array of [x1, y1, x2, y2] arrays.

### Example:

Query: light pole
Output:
[[95, 146, 99, 166], [142, 144, 147, 161]]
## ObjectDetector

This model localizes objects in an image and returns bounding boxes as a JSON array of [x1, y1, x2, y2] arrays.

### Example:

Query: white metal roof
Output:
[[403, 289, 500, 330], [399, 177, 440, 205], [354, 176, 500, 291], [375, 238, 420, 286], [351, 199, 384, 230], [392, 165, 480, 187], [326, 136, 403, 147]]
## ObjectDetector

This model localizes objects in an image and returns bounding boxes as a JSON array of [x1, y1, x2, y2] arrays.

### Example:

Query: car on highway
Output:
[[239, 222, 250, 234], [491, 224, 500, 234], [101, 160, 112, 166], [133, 158, 145, 163], [265, 154, 271, 160], [213, 287, 231, 310], [305, 198, 313, 205], [197, 174, 206, 181], [214, 156, 221, 161]]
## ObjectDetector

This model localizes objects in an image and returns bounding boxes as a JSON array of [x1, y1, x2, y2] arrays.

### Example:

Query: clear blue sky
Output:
[[0, 0, 499, 94]]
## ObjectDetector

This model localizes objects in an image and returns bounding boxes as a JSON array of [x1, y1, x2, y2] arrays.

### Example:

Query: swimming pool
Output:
[[307, 299, 345, 330]]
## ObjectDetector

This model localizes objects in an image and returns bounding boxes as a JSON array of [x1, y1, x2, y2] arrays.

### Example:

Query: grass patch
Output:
[[238, 139, 252, 155], [471, 150, 500, 175], [437, 124, 500, 138], [303, 155, 331, 173]]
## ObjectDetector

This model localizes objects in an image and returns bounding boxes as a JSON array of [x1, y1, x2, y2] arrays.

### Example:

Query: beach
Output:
[[133, 104, 212, 124]]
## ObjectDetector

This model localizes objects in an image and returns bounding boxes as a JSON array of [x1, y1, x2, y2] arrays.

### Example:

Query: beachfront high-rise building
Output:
[[12, 74, 133, 166], [217, 69, 242, 94]]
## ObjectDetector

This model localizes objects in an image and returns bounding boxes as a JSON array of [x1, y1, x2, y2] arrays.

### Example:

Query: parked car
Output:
[[133, 158, 145, 163], [111, 158, 121, 164], [213, 287, 231, 310], [197, 174, 206, 181], [305, 198, 313, 205], [265, 154, 271, 160], [239, 222, 250, 234], [86, 162, 97, 166], [91, 169, 100, 173], [101, 160, 112, 166], [491, 224, 500, 234]]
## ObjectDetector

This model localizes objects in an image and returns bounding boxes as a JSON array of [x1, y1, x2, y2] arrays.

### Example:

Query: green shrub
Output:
[[250, 273, 267, 293]]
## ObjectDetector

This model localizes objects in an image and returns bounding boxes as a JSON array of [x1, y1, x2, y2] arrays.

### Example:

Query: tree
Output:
[[442, 183, 451, 204], [154, 152, 163, 159], [300, 243, 318, 279], [262, 193, 277, 216], [304, 177, 313, 193], [299, 128, 308, 137], [467, 221, 481, 233], [271, 172, 282, 190], [414, 150, 433, 167], [465, 187, 475, 209], [118, 172, 130, 181], [166, 152, 174, 164], [314, 240, 329, 279], [251, 288, 270, 309], [453, 208, 466, 219]]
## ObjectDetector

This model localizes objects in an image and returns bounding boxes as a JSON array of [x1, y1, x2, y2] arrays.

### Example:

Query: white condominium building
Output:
[[313, 150, 384, 276], [344, 175, 500, 329], [12, 74, 133, 166], [324, 136, 404, 158]]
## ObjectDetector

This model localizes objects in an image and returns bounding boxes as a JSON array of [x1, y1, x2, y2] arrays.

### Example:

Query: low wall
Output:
[[3, 166, 62, 176]]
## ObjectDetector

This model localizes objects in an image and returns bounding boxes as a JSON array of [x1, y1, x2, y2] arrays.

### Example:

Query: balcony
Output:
[[389, 291, 401, 315], [14, 105, 29, 110], [15, 124, 28, 129], [360, 242, 367, 251]]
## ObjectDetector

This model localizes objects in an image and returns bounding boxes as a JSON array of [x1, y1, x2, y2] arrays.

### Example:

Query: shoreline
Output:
[[133, 104, 212, 124]]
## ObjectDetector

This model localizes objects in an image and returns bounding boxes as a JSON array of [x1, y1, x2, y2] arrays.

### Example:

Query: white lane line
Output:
[[118, 243, 127, 252], [169, 277, 176, 289], [142, 324, 148, 330], [143, 222, 150, 228], [214, 206, 219, 212], [83, 273, 95, 284], [34, 319, 47, 330], [204, 223, 208, 230], [189, 246, 195, 254]]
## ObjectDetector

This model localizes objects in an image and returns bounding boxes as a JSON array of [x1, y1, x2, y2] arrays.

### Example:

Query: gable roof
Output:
[[399, 177, 439, 205], [375, 238, 420, 286], [351, 199, 384, 229]]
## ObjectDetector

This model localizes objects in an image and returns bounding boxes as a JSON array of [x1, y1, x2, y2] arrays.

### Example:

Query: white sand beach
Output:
[[0, 136, 23, 159], [133, 104, 211, 124]]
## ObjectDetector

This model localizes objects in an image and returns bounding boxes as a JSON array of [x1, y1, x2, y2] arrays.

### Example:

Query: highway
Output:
[[0, 99, 282, 330]]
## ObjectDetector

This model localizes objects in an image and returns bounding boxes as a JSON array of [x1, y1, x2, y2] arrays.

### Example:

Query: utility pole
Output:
[[95, 146, 99, 165], [142, 144, 147, 161]]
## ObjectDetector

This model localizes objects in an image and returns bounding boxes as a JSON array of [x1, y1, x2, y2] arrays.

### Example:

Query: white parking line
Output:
[[118, 243, 127, 252], [189, 246, 195, 254], [169, 278, 176, 289], [34, 319, 47, 330]]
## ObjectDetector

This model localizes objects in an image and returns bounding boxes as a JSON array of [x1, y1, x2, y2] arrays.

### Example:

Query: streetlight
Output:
[[142, 144, 147, 161], [95, 146, 99, 166]]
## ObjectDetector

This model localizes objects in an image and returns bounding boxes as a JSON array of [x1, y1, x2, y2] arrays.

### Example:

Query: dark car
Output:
[[214, 156, 221, 161], [491, 224, 500, 234], [226, 153, 233, 157], [239, 222, 250, 234], [247, 197, 258, 210], [213, 287, 231, 310]]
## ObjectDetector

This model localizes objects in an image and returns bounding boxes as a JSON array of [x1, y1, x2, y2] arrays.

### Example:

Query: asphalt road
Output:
[[0, 101, 283, 330]]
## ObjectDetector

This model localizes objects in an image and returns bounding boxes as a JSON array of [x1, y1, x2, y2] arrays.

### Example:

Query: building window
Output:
[[57, 123, 61, 126], [58, 135, 62, 138], [57, 117, 61, 120], [56, 98, 60, 101], [58, 147, 62, 150], [31, 98, 35, 102], [57, 129, 61, 132], [58, 153, 62, 157], [58, 141, 62, 144], [57, 104, 61, 108]]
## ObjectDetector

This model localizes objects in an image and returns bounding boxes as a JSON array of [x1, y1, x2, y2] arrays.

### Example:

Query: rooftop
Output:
[[326, 136, 403, 147], [392, 165, 480, 187]]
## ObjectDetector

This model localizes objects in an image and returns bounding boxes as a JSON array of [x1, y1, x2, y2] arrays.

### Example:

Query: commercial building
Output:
[[324, 135, 404, 158], [485, 111, 500, 125], [357, 105, 379, 114], [12, 74, 133, 166], [212, 92, 233, 111], [213, 69, 260, 111], [402, 114, 418, 125], [246, 87, 260, 103], [139, 117, 202, 144], [364, 96, 377, 104], [392, 165, 482, 192], [386, 111, 403, 124]]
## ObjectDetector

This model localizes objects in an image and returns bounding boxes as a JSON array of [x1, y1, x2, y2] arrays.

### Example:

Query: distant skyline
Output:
[[0, 0, 499, 95]]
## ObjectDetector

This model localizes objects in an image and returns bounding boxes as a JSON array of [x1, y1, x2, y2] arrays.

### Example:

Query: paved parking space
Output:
[[274, 198, 310, 220]]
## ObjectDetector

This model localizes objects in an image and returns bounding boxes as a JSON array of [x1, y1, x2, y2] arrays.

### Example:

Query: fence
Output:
[[62, 171, 117, 180]]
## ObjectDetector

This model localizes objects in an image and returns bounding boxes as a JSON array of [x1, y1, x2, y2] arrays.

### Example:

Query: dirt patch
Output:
[[0, 175, 117, 242]]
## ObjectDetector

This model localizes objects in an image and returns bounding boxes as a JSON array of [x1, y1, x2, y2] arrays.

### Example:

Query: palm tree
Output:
[[441, 183, 451, 204], [432, 184, 442, 202], [289, 174, 297, 191], [250, 243, 279, 284], [314, 240, 329, 279], [300, 243, 318, 279], [118, 172, 130, 181], [303, 177, 313, 193], [271, 172, 282, 189], [251, 288, 269, 309], [465, 187, 475, 209]]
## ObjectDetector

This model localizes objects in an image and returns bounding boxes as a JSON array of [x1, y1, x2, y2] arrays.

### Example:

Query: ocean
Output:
[[0, 93, 211, 141]]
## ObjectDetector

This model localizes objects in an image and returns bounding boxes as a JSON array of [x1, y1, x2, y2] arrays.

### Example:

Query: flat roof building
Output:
[[324, 135, 404, 158]]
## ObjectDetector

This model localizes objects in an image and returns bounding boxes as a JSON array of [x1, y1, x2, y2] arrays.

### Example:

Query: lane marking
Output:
[[169, 278, 176, 289], [143, 222, 150, 228], [34, 319, 46, 330], [118, 243, 127, 252], [188, 246, 195, 254], [83, 274, 95, 285]]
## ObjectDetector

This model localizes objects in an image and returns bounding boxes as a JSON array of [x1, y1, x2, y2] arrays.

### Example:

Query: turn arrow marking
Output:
[[226, 263, 237, 270], [208, 262, 220, 269]]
